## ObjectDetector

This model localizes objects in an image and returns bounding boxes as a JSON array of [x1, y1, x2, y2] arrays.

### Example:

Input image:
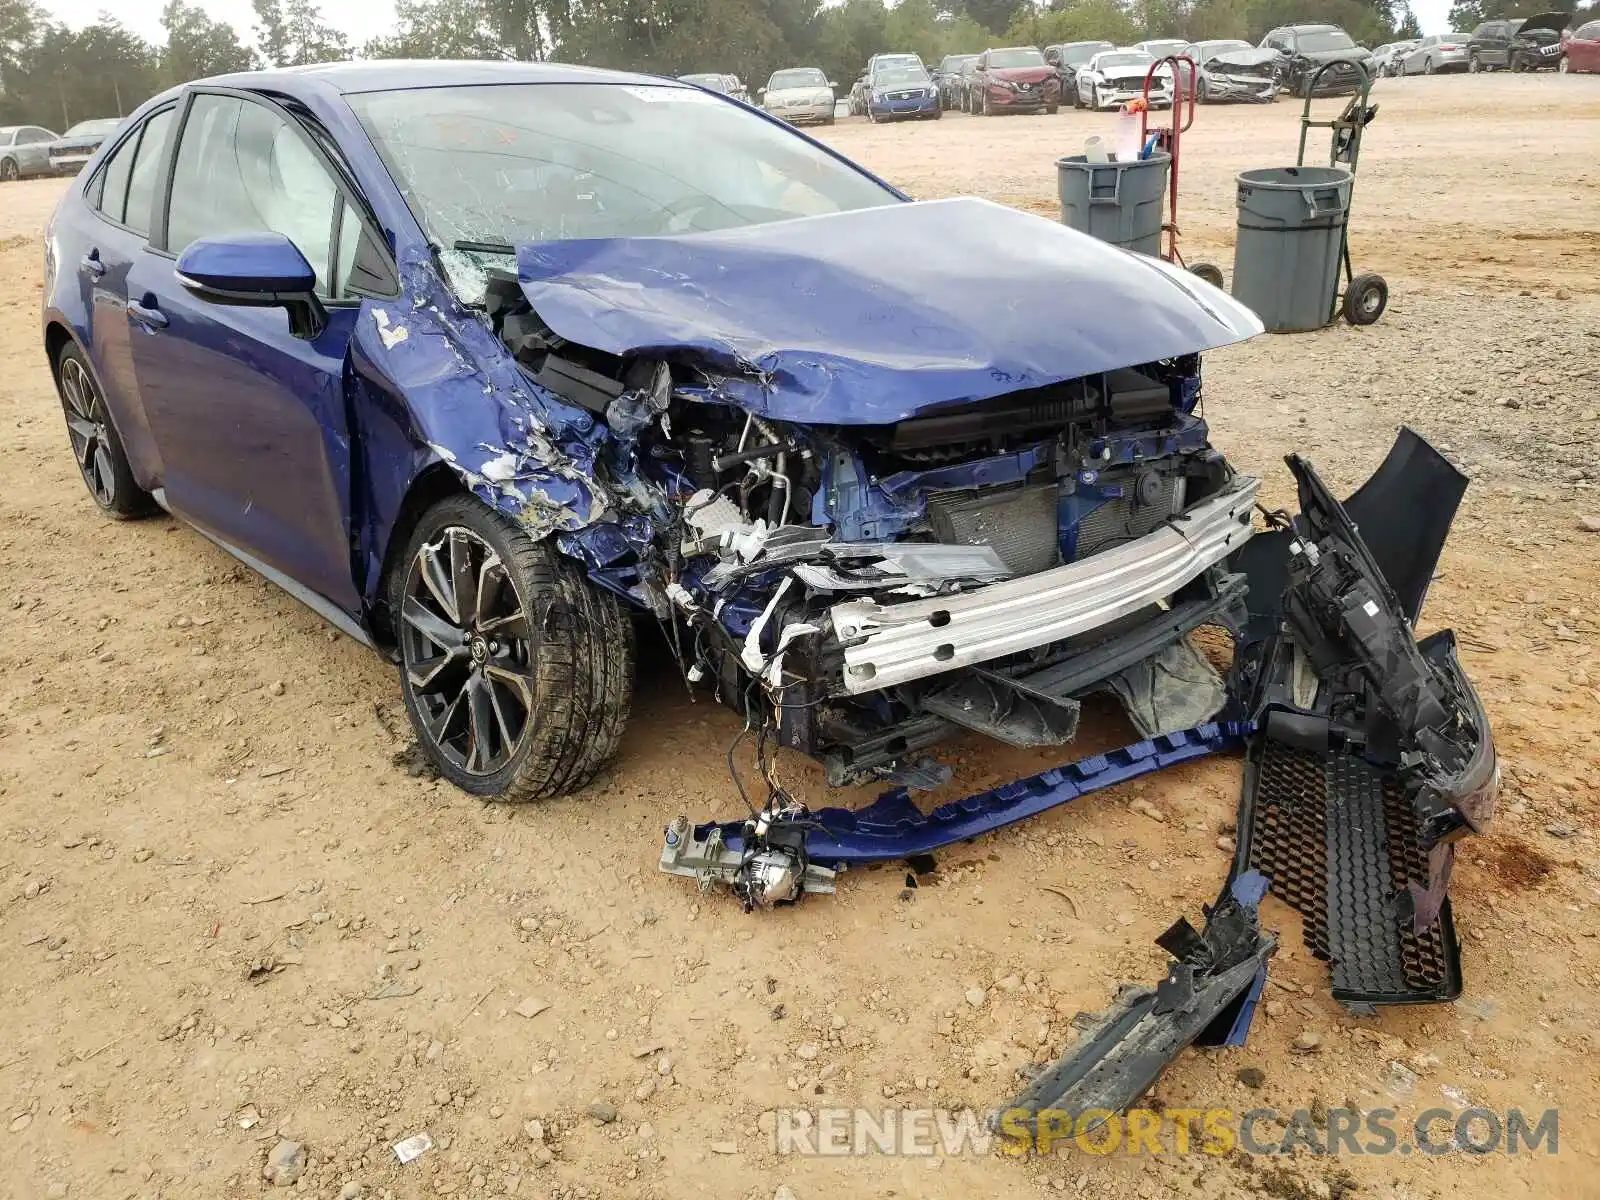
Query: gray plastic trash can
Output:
[[1230, 166, 1353, 333], [1056, 152, 1169, 256]]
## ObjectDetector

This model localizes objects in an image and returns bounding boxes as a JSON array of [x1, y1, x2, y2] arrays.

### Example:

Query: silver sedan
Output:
[[0, 125, 59, 182], [1400, 33, 1472, 74]]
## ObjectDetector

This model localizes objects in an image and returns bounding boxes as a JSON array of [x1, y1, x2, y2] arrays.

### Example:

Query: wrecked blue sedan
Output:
[[43, 59, 1270, 800]]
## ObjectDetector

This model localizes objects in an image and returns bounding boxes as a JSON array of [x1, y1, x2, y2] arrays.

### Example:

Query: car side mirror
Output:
[[827, 80, 838, 88], [176, 232, 327, 341], [757, 86, 767, 96]]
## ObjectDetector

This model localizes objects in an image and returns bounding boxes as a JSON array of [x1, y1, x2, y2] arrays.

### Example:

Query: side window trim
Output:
[[87, 106, 176, 236], [156, 84, 399, 300]]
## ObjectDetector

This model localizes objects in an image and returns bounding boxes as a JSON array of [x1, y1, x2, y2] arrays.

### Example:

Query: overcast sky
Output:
[[36, 0, 1452, 51]]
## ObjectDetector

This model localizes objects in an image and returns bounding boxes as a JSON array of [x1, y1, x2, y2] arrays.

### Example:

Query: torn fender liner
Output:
[[662, 722, 1249, 883], [1000, 872, 1275, 1138], [516, 197, 1264, 426]]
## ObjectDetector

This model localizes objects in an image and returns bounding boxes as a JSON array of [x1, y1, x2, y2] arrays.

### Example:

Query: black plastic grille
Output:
[[1244, 739, 1460, 1004]]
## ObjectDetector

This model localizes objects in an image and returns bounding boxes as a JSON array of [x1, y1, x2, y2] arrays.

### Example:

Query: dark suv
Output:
[[1044, 40, 1114, 104], [1507, 11, 1572, 71], [1260, 23, 1373, 95], [1466, 18, 1522, 69]]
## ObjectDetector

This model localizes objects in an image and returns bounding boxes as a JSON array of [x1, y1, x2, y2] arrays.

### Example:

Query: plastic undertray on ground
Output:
[[1236, 737, 1462, 1007]]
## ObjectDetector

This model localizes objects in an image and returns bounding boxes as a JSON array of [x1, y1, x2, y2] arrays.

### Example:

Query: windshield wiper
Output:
[[453, 238, 516, 255]]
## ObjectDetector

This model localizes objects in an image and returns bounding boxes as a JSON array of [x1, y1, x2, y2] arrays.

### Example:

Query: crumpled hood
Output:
[[515, 197, 1263, 425], [1208, 48, 1282, 71], [1515, 11, 1570, 38], [51, 135, 110, 151]]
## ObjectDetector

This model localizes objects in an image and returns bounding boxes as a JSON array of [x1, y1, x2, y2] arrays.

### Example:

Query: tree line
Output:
[[0, 0, 1590, 131]]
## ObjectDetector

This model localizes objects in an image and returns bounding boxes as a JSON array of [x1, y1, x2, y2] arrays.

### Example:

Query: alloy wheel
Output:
[[400, 526, 538, 777], [60, 355, 117, 508]]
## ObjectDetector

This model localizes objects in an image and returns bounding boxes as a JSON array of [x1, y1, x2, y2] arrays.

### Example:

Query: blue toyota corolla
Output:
[[43, 59, 1282, 803]]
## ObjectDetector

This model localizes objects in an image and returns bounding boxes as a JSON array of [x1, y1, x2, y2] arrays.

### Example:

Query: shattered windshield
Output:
[[988, 48, 1046, 67], [1062, 44, 1109, 63], [348, 83, 898, 304], [1196, 40, 1254, 59], [64, 119, 122, 137], [1297, 30, 1357, 51]]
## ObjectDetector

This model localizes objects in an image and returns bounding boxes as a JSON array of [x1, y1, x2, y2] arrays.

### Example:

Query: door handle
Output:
[[129, 301, 168, 330], [80, 251, 105, 278]]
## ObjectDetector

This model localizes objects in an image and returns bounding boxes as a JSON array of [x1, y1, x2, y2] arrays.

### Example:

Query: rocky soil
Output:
[[2, 74, 1598, 1200]]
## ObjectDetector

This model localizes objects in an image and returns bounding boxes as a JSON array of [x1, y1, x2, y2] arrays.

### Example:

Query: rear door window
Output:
[[121, 109, 175, 238], [91, 132, 138, 224]]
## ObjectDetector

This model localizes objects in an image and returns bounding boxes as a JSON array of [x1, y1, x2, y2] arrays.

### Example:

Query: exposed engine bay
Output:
[[485, 266, 1255, 791]]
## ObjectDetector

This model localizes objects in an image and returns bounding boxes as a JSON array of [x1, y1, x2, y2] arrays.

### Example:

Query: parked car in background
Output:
[[1507, 12, 1573, 71], [865, 58, 941, 121], [1262, 24, 1372, 94], [46, 118, 123, 176], [1133, 38, 1190, 60], [1400, 32, 1471, 75], [969, 46, 1060, 114], [1077, 49, 1170, 110], [679, 73, 735, 93], [848, 71, 871, 115], [1368, 40, 1417, 76], [1187, 40, 1278, 102], [1563, 18, 1600, 71], [933, 54, 979, 108], [1044, 41, 1114, 107], [1465, 19, 1522, 70], [761, 66, 836, 124], [0, 125, 60, 181], [955, 56, 984, 110]]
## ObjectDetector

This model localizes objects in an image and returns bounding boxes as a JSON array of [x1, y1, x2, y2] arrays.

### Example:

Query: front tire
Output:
[[1190, 262, 1225, 288], [392, 496, 634, 801], [1424, 56, 1436, 75], [1557, 54, 1569, 74], [0, 158, 17, 183], [54, 342, 153, 519]]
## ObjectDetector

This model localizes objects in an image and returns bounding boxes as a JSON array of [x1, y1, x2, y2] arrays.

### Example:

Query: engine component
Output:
[[658, 813, 838, 909]]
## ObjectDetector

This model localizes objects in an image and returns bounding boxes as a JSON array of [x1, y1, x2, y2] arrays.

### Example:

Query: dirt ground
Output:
[[2, 74, 1599, 1200]]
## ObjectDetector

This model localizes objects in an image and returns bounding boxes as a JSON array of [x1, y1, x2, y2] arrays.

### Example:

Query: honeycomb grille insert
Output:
[[1244, 740, 1461, 1004]]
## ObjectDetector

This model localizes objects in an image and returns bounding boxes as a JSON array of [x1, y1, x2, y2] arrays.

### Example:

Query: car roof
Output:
[[200, 58, 665, 96], [1284, 23, 1343, 32]]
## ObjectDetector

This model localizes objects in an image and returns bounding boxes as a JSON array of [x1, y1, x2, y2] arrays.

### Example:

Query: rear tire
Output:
[[1190, 262, 1225, 288], [1343, 274, 1388, 326], [1468, 52, 1481, 73], [54, 342, 154, 520], [391, 495, 634, 801]]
